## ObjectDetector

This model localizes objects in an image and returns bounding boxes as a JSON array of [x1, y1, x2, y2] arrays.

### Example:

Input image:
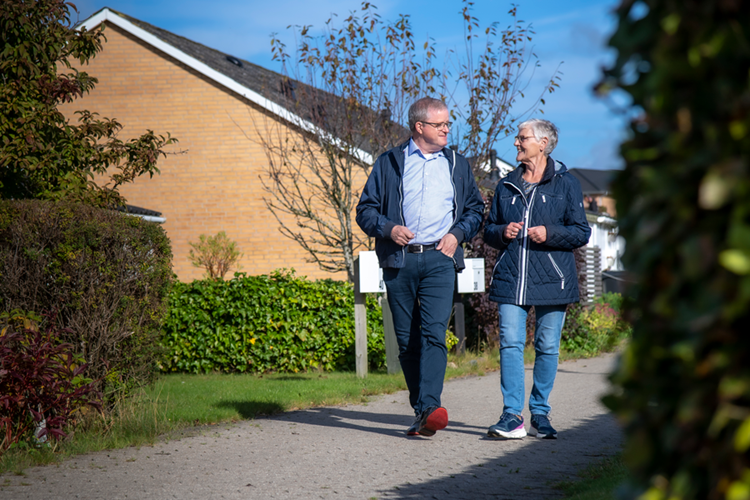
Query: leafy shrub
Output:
[[161, 270, 386, 374], [0, 200, 173, 404], [188, 231, 243, 280], [561, 294, 630, 357], [595, 292, 624, 312], [0, 313, 101, 453], [446, 330, 459, 351]]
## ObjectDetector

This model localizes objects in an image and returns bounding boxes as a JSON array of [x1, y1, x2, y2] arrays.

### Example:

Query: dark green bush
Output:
[[599, 1, 750, 498], [161, 270, 385, 374], [0, 200, 173, 404]]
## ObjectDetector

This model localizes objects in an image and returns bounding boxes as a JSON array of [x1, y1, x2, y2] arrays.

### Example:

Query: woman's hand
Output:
[[527, 225, 547, 244], [504, 221, 524, 240]]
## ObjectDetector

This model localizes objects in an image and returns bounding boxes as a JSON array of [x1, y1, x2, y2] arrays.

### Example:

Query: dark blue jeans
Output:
[[383, 250, 455, 415]]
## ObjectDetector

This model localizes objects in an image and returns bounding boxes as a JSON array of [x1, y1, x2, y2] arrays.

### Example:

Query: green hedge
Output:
[[161, 270, 385, 373], [0, 200, 173, 404]]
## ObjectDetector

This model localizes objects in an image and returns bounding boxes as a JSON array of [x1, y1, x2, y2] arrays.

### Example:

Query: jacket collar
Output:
[[508, 156, 566, 187]]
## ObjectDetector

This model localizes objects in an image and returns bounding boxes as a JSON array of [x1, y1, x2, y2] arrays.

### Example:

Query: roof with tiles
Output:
[[80, 8, 407, 160]]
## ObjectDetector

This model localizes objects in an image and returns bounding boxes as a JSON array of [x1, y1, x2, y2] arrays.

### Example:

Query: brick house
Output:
[[63, 8, 372, 282]]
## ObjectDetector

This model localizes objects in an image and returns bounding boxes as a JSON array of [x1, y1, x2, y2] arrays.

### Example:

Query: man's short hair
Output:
[[408, 97, 448, 132]]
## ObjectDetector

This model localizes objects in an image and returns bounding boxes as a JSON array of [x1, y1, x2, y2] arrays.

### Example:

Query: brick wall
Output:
[[60, 23, 366, 282]]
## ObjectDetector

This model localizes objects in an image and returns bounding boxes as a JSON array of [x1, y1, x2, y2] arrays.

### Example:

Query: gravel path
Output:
[[0, 353, 623, 500]]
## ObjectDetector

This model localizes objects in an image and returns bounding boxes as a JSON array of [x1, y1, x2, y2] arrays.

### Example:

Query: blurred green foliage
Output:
[[161, 270, 386, 373], [598, 1, 750, 498]]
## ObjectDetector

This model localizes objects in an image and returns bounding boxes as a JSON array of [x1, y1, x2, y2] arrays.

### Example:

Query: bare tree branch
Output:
[[247, 1, 560, 282]]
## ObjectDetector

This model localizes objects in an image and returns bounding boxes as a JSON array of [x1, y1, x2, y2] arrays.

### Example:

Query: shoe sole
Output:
[[419, 407, 448, 436], [528, 426, 557, 439], [487, 427, 527, 439]]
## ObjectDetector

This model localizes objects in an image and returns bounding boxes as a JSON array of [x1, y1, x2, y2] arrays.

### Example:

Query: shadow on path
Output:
[[377, 412, 621, 499]]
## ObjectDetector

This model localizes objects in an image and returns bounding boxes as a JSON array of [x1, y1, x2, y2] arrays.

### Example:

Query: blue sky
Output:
[[73, 0, 626, 170]]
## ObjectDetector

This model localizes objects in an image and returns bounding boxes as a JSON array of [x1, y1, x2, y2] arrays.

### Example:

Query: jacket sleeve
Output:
[[544, 175, 592, 250], [448, 159, 485, 244], [483, 184, 510, 250], [355, 155, 398, 240]]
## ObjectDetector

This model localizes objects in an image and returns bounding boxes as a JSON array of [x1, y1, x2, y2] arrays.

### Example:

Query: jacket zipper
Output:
[[504, 180, 535, 305], [519, 188, 537, 303], [548, 253, 565, 290], [398, 157, 406, 264]]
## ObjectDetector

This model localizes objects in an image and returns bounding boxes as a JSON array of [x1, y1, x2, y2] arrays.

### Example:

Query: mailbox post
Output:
[[357, 252, 399, 375], [454, 258, 486, 354]]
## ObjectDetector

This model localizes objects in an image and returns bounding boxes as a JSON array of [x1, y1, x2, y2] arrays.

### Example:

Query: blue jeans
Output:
[[498, 303, 567, 416], [383, 250, 455, 415]]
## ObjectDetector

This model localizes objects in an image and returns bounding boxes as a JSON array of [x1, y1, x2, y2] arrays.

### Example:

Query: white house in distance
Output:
[[568, 168, 625, 273]]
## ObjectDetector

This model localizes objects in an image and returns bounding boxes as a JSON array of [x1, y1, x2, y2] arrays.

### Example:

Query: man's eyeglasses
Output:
[[515, 135, 535, 142], [420, 121, 452, 130]]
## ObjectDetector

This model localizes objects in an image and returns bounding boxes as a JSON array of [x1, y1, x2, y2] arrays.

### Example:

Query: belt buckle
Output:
[[411, 244, 424, 253]]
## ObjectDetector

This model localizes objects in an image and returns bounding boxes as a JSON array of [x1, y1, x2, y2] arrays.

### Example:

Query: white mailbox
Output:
[[359, 251, 484, 294], [358, 251, 386, 293], [457, 258, 485, 293]]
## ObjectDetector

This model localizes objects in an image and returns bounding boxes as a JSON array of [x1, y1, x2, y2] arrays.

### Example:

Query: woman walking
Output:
[[484, 119, 591, 439]]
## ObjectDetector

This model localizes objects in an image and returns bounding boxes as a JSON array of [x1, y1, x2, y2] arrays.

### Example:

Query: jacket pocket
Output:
[[536, 191, 565, 224], [547, 253, 565, 290]]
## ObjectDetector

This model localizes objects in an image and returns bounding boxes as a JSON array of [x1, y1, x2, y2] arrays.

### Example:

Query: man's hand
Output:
[[527, 225, 547, 244], [436, 233, 458, 258], [391, 225, 415, 246]]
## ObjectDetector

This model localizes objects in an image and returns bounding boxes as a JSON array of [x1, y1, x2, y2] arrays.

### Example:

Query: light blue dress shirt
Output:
[[402, 139, 454, 245]]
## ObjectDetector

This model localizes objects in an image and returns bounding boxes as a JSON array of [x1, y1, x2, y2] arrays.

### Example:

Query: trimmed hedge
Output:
[[160, 270, 385, 373], [0, 200, 173, 404]]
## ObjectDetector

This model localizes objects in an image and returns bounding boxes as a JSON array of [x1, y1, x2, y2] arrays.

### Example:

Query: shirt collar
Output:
[[406, 138, 444, 160]]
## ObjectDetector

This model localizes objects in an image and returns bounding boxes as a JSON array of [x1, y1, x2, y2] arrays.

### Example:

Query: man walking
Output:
[[356, 97, 484, 436]]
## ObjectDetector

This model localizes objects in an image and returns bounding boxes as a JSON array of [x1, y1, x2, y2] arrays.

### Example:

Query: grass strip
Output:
[[557, 454, 629, 499], [0, 350, 499, 474]]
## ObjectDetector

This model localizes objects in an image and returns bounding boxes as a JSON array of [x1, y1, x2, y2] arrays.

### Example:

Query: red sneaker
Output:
[[418, 406, 448, 436]]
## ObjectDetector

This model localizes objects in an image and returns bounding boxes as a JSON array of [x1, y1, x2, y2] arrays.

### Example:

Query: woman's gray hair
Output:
[[408, 97, 448, 132], [518, 118, 559, 156]]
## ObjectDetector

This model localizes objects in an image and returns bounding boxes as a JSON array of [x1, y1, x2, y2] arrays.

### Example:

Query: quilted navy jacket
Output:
[[356, 141, 484, 271], [485, 157, 591, 305]]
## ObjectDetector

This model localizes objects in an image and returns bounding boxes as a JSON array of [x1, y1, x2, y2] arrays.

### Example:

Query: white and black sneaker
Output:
[[487, 412, 526, 439]]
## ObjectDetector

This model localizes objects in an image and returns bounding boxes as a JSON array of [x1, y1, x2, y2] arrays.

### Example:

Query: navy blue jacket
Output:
[[356, 142, 484, 271], [485, 157, 591, 305]]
